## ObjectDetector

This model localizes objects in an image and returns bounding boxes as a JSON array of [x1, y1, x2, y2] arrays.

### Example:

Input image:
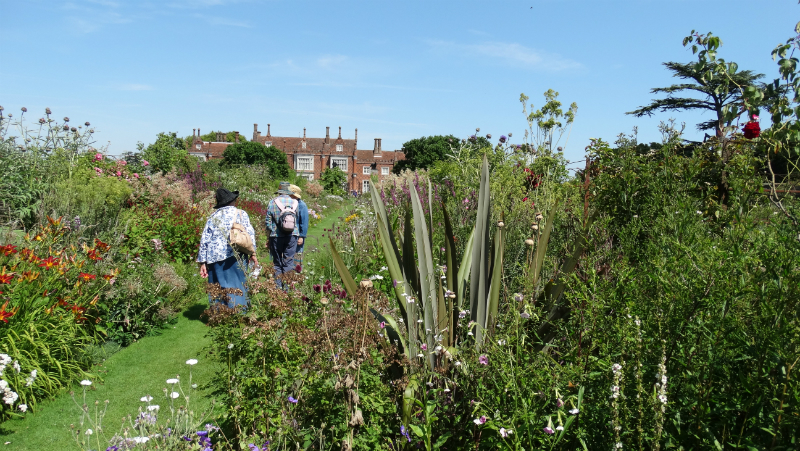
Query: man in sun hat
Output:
[[266, 182, 299, 284], [288, 184, 309, 266]]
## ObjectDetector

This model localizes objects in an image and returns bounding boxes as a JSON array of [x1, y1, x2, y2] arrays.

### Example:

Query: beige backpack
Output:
[[229, 209, 255, 255]]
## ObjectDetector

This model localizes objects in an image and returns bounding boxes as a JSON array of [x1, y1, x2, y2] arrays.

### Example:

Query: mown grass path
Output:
[[1, 200, 353, 450]]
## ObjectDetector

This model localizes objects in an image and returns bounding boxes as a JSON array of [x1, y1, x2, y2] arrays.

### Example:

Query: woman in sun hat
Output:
[[197, 188, 258, 308], [288, 184, 309, 266]]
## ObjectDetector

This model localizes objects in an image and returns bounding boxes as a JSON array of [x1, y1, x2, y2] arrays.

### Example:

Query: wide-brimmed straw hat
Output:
[[214, 188, 239, 209], [289, 184, 302, 199], [275, 181, 292, 195]]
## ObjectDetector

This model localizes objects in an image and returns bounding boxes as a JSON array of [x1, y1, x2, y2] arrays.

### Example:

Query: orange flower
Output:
[[21, 271, 40, 282], [89, 295, 99, 306], [86, 249, 102, 261], [20, 249, 39, 263], [78, 272, 96, 281], [0, 245, 17, 256], [33, 234, 43, 242], [38, 256, 59, 270], [0, 301, 16, 323], [46, 215, 63, 227], [101, 274, 114, 281]]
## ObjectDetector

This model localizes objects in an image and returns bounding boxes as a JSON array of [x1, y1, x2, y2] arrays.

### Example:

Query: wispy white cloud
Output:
[[194, 14, 252, 28], [428, 40, 581, 71], [62, 1, 131, 33], [116, 84, 154, 91], [316, 55, 348, 69]]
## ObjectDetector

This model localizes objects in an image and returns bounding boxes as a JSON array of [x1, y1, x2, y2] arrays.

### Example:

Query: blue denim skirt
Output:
[[207, 255, 248, 308]]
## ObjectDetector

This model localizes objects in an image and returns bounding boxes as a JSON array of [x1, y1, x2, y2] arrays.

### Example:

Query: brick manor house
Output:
[[187, 124, 404, 194]]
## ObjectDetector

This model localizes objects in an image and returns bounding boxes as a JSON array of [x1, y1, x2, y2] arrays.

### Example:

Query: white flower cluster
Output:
[[0, 354, 21, 407], [0, 380, 18, 405], [25, 370, 37, 387], [655, 361, 668, 410]]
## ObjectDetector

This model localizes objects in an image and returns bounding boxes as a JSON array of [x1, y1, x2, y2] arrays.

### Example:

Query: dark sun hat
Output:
[[275, 181, 292, 195], [214, 188, 239, 209]]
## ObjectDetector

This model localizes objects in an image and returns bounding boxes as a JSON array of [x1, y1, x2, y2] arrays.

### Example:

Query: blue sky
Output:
[[2, 0, 797, 165]]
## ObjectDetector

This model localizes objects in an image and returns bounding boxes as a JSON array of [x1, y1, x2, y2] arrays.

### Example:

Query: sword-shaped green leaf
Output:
[[329, 237, 358, 298], [409, 178, 437, 369], [484, 220, 504, 344], [531, 200, 559, 290]]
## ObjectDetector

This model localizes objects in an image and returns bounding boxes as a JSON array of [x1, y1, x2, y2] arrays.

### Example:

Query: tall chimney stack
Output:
[[355, 128, 358, 144], [267, 124, 271, 137], [253, 124, 258, 141], [235, 131, 239, 143], [193, 128, 196, 138], [303, 128, 306, 139], [326, 126, 330, 144], [378, 138, 382, 152], [338, 126, 342, 139], [373, 138, 378, 152]]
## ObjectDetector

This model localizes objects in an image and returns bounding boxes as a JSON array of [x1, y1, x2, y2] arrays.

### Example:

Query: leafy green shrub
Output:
[[140, 132, 190, 175], [320, 167, 346, 194], [222, 141, 291, 179]]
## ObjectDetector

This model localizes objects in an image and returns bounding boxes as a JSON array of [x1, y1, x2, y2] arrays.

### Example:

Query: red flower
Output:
[[78, 272, 96, 281], [0, 245, 17, 256], [0, 272, 13, 284], [0, 301, 17, 323], [102, 274, 114, 281], [38, 256, 59, 270], [87, 249, 102, 261], [743, 121, 761, 139], [94, 239, 110, 251]]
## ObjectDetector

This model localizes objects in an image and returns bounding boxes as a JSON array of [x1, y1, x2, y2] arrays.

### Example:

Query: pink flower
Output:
[[116, 171, 121, 177], [379, 321, 386, 329], [134, 173, 139, 178], [556, 398, 564, 407], [119, 160, 127, 166], [421, 343, 427, 351], [142, 160, 150, 166], [94, 167, 102, 172], [94, 153, 103, 161], [479, 354, 489, 365], [544, 426, 554, 435]]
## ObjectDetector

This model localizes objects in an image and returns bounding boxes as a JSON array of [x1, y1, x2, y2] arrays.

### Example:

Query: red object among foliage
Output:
[[0, 301, 16, 323], [743, 121, 761, 139], [523, 167, 543, 190]]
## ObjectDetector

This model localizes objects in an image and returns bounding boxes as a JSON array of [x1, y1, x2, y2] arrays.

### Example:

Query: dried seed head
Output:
[[531, 224, 539, 231], [320, 297, 329, 305], [525, 238, 535, 246], [85, 122, 90, 126], [535, 212, 544, 221], [63, 125, 69, 130], [359, 279, 373, 288], [63, 117, 70, 122], [45, 108, 51, 114], [71, 127, 77, 132], [21, 107, 27, 112], [497, 221, 505, 228]]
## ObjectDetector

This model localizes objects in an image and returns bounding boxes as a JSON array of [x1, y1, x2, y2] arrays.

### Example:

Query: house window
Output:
[[302, 141, 307, 149], [336, 144, 343, 152], [381, 167, 390, 175], [362, 180, 370, 193], [303, 174, 314, 181], [331, 157, 348, 171], [297, 156, 313, 172], [265, 141, 272, 147], [195, 143, 201, 150], [362, 165, 371, 175]]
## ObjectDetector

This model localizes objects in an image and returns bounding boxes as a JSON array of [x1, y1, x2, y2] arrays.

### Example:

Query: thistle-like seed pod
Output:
[[85, 121, 90, 126], [525, 238, 535, 246], [64, 117, 70, 122], [21, 107, 27, 112], [45, 108, 51, 114], [63, 125, 69, 130], [535, 212, 543, 221], [71, 127, 77, 132], [531, 224, 539, 231], [320, 297, 329, 305], [497, 221, 505, 228], [359, 279, 373, 288]]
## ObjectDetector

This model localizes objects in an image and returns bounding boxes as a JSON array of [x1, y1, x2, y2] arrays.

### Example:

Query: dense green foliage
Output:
[[139, 132, 191, 174], [222, 141, 291, 179], [320, 166, 347, 194], [392, 134, 460, 173]]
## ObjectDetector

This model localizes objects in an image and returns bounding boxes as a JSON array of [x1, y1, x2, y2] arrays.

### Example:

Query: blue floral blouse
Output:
[[196, 207, 257, 264]]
